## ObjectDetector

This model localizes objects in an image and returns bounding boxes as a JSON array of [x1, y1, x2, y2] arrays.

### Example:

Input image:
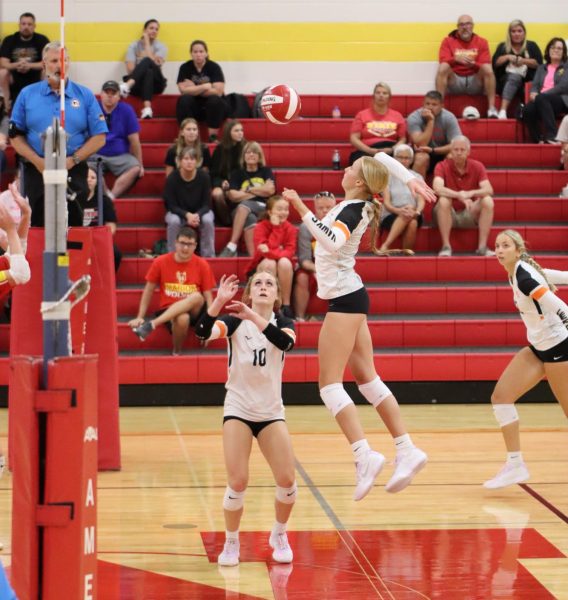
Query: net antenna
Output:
[[59, 0, 66, 126]]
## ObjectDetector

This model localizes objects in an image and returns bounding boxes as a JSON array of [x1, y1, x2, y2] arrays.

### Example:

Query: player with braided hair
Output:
[[485, 229, 568, 489], [283, 153, 435, 500]]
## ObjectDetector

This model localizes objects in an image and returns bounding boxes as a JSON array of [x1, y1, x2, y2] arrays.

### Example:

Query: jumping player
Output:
[[282, 154, 435, 500], [484, 229, 568, 489], [195, 271, 297, 566]]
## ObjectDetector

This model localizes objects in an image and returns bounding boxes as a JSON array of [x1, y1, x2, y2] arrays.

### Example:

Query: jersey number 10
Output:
[[253, 348, 267, 366]]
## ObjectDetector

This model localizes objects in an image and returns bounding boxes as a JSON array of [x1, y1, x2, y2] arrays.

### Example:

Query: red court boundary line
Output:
[[520, 483, 568, 525]]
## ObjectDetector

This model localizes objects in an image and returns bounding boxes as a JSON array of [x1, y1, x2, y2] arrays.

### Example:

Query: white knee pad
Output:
[[358, 376, 392, 408], [275, 482, 297, 505], [320, 383, 354, 417], [223, 486, 246, 511], [493, 404, 519, 427]]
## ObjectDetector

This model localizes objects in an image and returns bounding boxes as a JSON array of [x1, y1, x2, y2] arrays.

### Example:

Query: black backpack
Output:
[[225, 93, 252, 119]]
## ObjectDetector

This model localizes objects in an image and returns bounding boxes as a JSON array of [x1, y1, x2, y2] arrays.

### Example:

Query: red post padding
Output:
[[10, 355, 99, 600], [9, 357, 42, 600], [9, 227, 121, 469]]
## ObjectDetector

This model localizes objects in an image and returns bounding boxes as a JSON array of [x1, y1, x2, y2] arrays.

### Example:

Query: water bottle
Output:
[[332, 149, 341, 170], [331, 105, 341, 119]]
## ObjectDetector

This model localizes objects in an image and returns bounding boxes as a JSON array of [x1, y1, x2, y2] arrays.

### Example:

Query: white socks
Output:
[[507, 451, 523, 466], [226, 242, 237, 252], [351, 439, 370, 461], [393, 433, 414, 455]]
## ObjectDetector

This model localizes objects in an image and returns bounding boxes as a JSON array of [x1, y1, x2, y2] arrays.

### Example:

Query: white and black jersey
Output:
[[511, 261, 568, 350], [302, 199, 374, 300], [201, 313, 295, 421]]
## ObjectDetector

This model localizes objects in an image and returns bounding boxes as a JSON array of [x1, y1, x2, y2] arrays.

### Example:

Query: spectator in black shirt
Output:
[[164, 147, 215, 257], [0, 12, 49, 109], [219, 141, 275, 257], [210, 119, 246, 226], [80, 167, 122, 271], [176, 40, 229, 141]]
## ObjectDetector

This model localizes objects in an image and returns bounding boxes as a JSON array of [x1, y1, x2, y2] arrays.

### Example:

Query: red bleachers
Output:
[[4, 94, 567, 388]]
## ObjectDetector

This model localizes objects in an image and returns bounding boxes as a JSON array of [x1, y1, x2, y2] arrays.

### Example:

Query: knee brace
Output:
[[320, 383, 354, 417], [223, 486, 246, 511], [493, 404, 519, 427], [358, 376, 392, 408], [275, 482, 297, 505]]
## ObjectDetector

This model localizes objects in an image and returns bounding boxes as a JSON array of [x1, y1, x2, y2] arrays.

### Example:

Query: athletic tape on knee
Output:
[[358, 376, 392, 408], [320, 383, 354, 417], [493, 404, 519, 427], [223, 486, 246, 511], [275, 482, 297, 504]]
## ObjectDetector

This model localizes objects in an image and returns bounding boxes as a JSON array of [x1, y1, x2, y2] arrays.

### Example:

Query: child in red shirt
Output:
[[247, 195, 297, 318]]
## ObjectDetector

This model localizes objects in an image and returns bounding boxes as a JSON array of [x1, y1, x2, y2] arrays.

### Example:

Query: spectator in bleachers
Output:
[[164, 118, 211, 178], [293, 191, 336, 321], [9, 42, 107, 227], [378, 145, 424, 255], [436, 15, 499, 118], [432, 135, 494, 257], [0, 95, 8, 179], [523, 38, 568, 143], [129, 227, 215, 355], [211, 119, 246, 226], [163, 146, 215, 257], [0, 12, 49, 110], [88, 80, 142, 201], [79, 167, 122, 271], [492, 20, 542, 120], [246, 195, 297, 318], [557, 115, 568, 171], [176, 40, 229, 142], [348, 82, 406, 165], [406, 90, 461, 179], [219, 141, 275, 258], [120, 19, 167, 120]]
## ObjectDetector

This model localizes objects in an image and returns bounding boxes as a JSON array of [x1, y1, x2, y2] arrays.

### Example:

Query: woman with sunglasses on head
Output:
[[484, 229, 568, 489], [492, 20, 542, 119], [283, 154, 435, 500], [196, 271, 297, 567], [121, 19, 167, 119], [523, 37, 568, 143]]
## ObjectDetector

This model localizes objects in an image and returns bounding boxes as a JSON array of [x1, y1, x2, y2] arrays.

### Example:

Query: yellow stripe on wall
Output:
[[1, 22, 566, 62]]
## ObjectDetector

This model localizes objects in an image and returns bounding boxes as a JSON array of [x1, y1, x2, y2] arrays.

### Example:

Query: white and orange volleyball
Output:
[[260, 84, 301, 125]]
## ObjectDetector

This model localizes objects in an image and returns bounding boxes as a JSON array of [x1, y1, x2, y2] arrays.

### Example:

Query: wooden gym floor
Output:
[[1, 402, 567, 599]]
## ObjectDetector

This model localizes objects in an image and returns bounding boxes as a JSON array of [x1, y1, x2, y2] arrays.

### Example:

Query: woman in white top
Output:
[[120, 19, 167, 119], [195, 272, 297, 567], [282, 154, 435, 501], [484, 229, 568, 489]]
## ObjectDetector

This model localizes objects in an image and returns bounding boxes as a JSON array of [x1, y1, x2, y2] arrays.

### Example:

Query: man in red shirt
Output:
[[432, 136, 494, 257], [129, 227, 216, 355], [436, 15, 498, 118]]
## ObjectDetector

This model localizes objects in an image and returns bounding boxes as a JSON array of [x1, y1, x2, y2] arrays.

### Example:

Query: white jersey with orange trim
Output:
[[302, 199, 374, 300], [511, 260, 568, 350], [210, 312, 296, 421]]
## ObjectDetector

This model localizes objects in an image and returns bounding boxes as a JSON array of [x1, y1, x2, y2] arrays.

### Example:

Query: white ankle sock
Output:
[[226, 242, 237, 252], [272, 521, 287, 535], [226, 530, 239, 541], [351, 439, 370, 461], [507, 451, 523, 466], [393, 433, 414, 455]]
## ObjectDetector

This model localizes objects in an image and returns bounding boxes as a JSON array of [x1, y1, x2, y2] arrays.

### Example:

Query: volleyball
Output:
[[260, 84, 301, 125]]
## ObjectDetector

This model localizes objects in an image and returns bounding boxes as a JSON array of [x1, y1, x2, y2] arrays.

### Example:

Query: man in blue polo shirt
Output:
[[88, 80, 143, 200], [9, 41, 107, 227]]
